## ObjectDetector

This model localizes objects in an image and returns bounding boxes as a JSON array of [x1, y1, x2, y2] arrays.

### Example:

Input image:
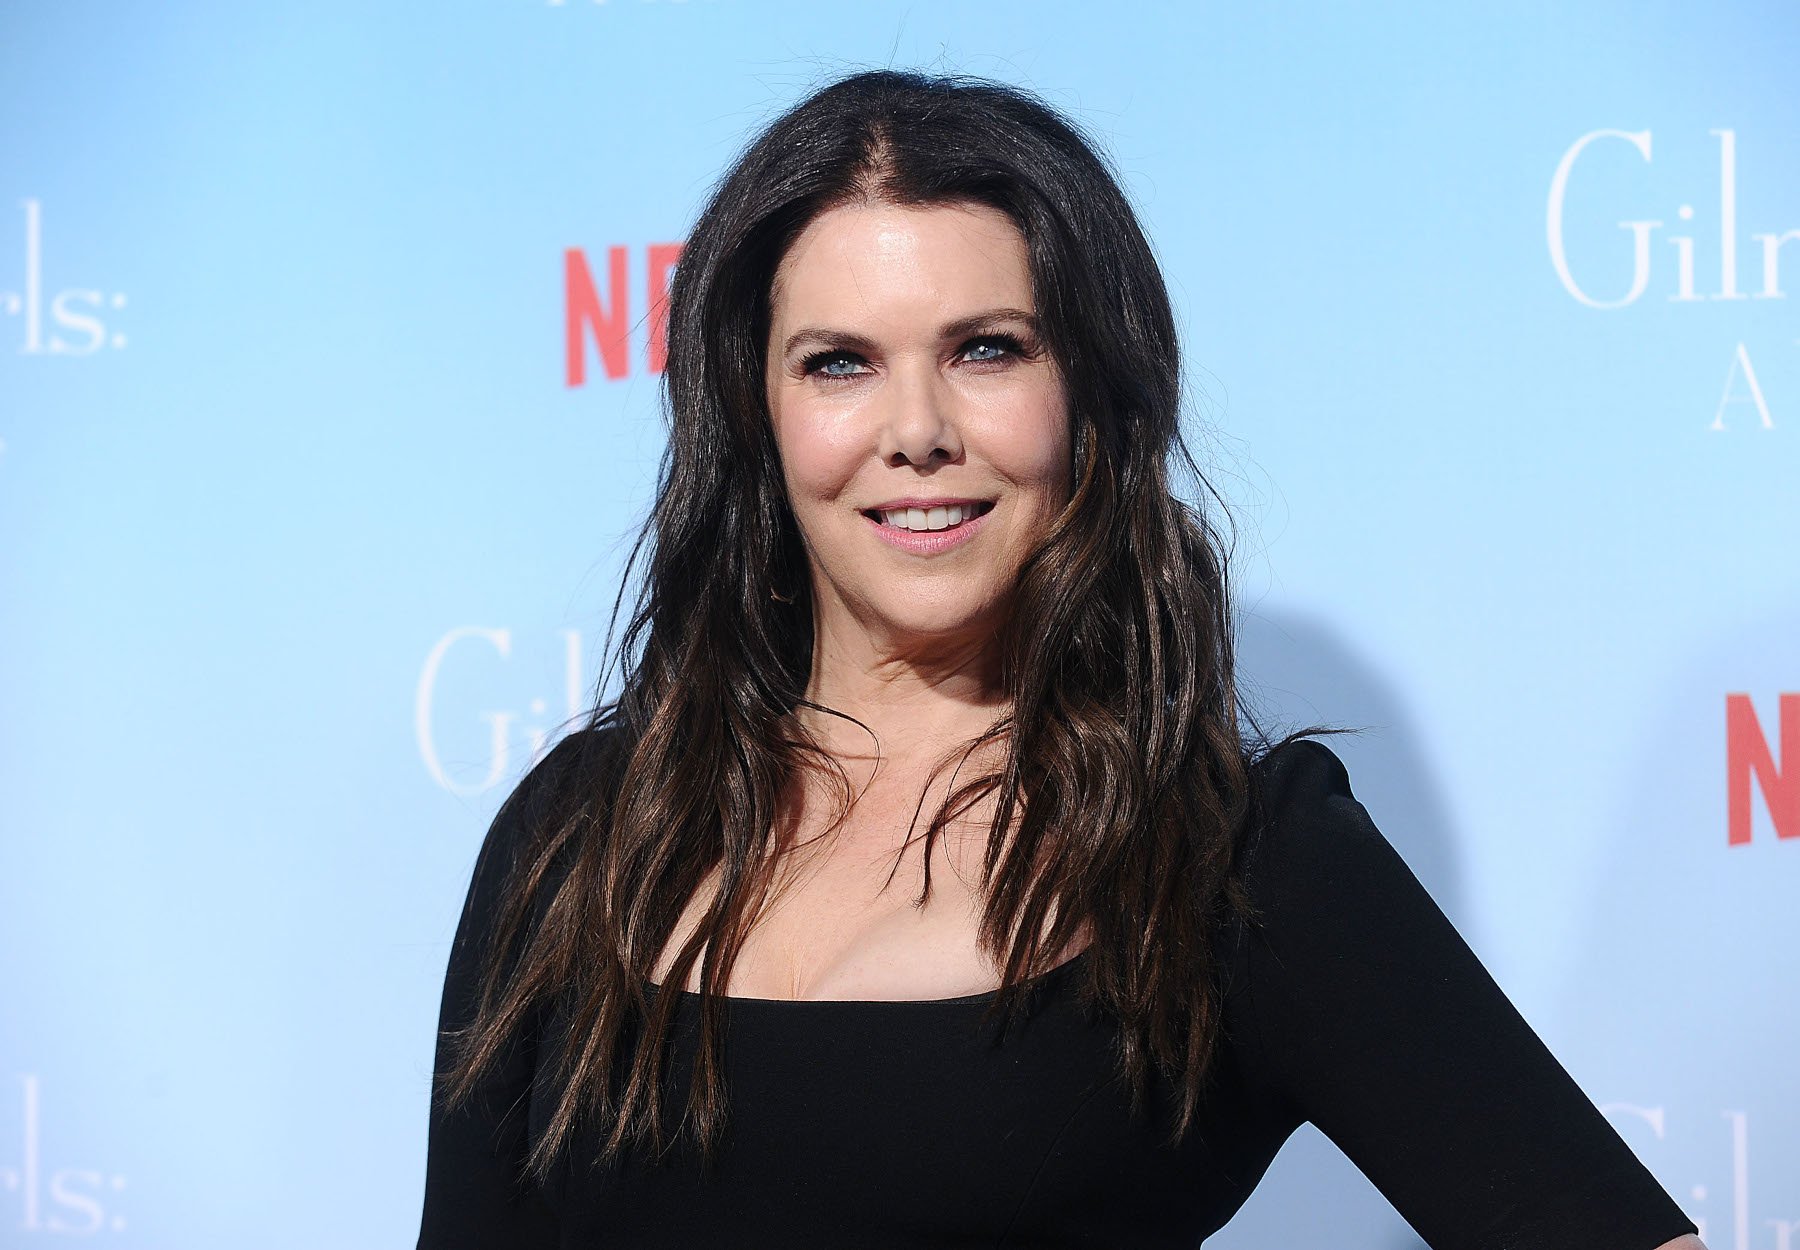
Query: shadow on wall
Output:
[[1552, 603, 1799, 1235], [1210, 604, 1459, 1250]]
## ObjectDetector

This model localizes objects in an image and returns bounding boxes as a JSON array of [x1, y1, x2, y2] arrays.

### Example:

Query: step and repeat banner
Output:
[[2, 2, 1793, 1246]]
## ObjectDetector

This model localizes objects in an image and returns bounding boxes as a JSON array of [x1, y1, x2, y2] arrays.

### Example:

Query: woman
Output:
[[417, 69, 1704, 1249]]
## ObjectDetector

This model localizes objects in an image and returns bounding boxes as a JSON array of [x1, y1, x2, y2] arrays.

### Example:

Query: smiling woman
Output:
[[763, 200, 1073, 672], [417, 68, 1705, 1250]]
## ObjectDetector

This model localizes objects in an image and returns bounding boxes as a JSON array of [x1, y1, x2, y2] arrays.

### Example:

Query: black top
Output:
[[417, 734, 1697, 1249]]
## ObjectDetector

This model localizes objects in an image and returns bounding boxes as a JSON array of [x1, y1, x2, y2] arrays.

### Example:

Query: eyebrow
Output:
[[779, 307, 1040, 360]]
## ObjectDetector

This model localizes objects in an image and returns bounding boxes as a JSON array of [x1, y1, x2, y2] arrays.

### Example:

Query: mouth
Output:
[[860, 500, 997, 534]]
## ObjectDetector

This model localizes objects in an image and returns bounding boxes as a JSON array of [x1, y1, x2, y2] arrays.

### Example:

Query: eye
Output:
[[959, 333, 1028, 365], [798, 333, 1034, 381], [799, 349, 871, 380]]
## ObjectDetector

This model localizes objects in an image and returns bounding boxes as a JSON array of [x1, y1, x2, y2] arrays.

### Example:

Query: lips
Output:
[[862, 500, 996, 531], [861, 500, 995, 554]]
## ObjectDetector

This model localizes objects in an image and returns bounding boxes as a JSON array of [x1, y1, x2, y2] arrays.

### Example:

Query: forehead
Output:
[[769, 200, 1032, 324]]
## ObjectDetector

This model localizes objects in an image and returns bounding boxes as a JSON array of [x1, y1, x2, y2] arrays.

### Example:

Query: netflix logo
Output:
[[1726, 693, 1796, 846], [563, 241, 682, 387]]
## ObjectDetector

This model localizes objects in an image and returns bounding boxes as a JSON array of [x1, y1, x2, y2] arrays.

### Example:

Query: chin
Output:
[[866, 593, 1003, 640]]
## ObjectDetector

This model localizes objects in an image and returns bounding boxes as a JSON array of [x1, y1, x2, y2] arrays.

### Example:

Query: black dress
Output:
[[417, 733, 1698, 1249]]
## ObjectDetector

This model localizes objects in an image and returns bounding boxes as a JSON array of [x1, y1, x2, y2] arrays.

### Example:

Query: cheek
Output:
[[991, 386, 1073, 493], [773, 404, 861, 506]]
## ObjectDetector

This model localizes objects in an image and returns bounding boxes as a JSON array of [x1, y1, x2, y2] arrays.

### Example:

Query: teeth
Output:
[[879, 503, 981, 532]]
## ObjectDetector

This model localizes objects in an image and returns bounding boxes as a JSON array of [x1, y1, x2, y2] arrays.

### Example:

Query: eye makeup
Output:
[[799, 332, 1038, 381]]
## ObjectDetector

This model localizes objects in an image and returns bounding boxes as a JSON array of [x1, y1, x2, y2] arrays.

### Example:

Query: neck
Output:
[[795, 611, 1010, 767]]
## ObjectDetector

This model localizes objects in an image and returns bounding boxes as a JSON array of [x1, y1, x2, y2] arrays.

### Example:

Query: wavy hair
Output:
[[436, 67, 1334, 1182]]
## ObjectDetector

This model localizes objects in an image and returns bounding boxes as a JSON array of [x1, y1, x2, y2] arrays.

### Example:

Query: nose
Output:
[[875, 361, 963, 468]]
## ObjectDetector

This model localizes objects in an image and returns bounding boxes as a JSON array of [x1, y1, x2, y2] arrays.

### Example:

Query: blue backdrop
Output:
[[2, 2, 1794, 1245]]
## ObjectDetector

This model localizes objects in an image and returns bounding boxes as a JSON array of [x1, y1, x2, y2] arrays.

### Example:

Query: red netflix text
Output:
[[565, 242, 683, 386], [1725, 692, 1797, 845]]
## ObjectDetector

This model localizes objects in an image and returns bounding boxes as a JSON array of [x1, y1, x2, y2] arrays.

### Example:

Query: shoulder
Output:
[[491, 720, 633, 836], [466, 723, 623, 907], [489, 726, 610, 830], [1236, 735, 1407, 922], [1243, 735, 1366, 866], [1246, 734, 1357, 821], [448, 724, 629, 982]]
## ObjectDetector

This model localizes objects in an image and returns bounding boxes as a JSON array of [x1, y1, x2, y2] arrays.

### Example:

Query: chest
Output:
[[651, 772, 1007, 1001], [533, 985, 1289, 1249]]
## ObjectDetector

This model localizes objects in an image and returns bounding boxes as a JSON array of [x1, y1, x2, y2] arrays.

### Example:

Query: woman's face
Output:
[[764, 200, 1072, 660]]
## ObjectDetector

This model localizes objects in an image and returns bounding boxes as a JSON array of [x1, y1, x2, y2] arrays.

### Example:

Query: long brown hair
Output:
[[437, 67, 1334, 1183]]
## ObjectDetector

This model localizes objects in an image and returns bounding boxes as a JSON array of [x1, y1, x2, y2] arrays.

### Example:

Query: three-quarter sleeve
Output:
[[1238, 739, 1698, 1250], [416, 734, 588, 1248]]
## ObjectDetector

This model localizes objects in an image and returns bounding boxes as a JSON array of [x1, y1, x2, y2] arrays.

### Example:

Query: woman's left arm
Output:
[[1238, 740, 1702, 1250]]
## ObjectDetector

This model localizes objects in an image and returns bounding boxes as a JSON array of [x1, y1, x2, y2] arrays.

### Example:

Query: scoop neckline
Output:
[[646, 947, 1091, 1008]]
